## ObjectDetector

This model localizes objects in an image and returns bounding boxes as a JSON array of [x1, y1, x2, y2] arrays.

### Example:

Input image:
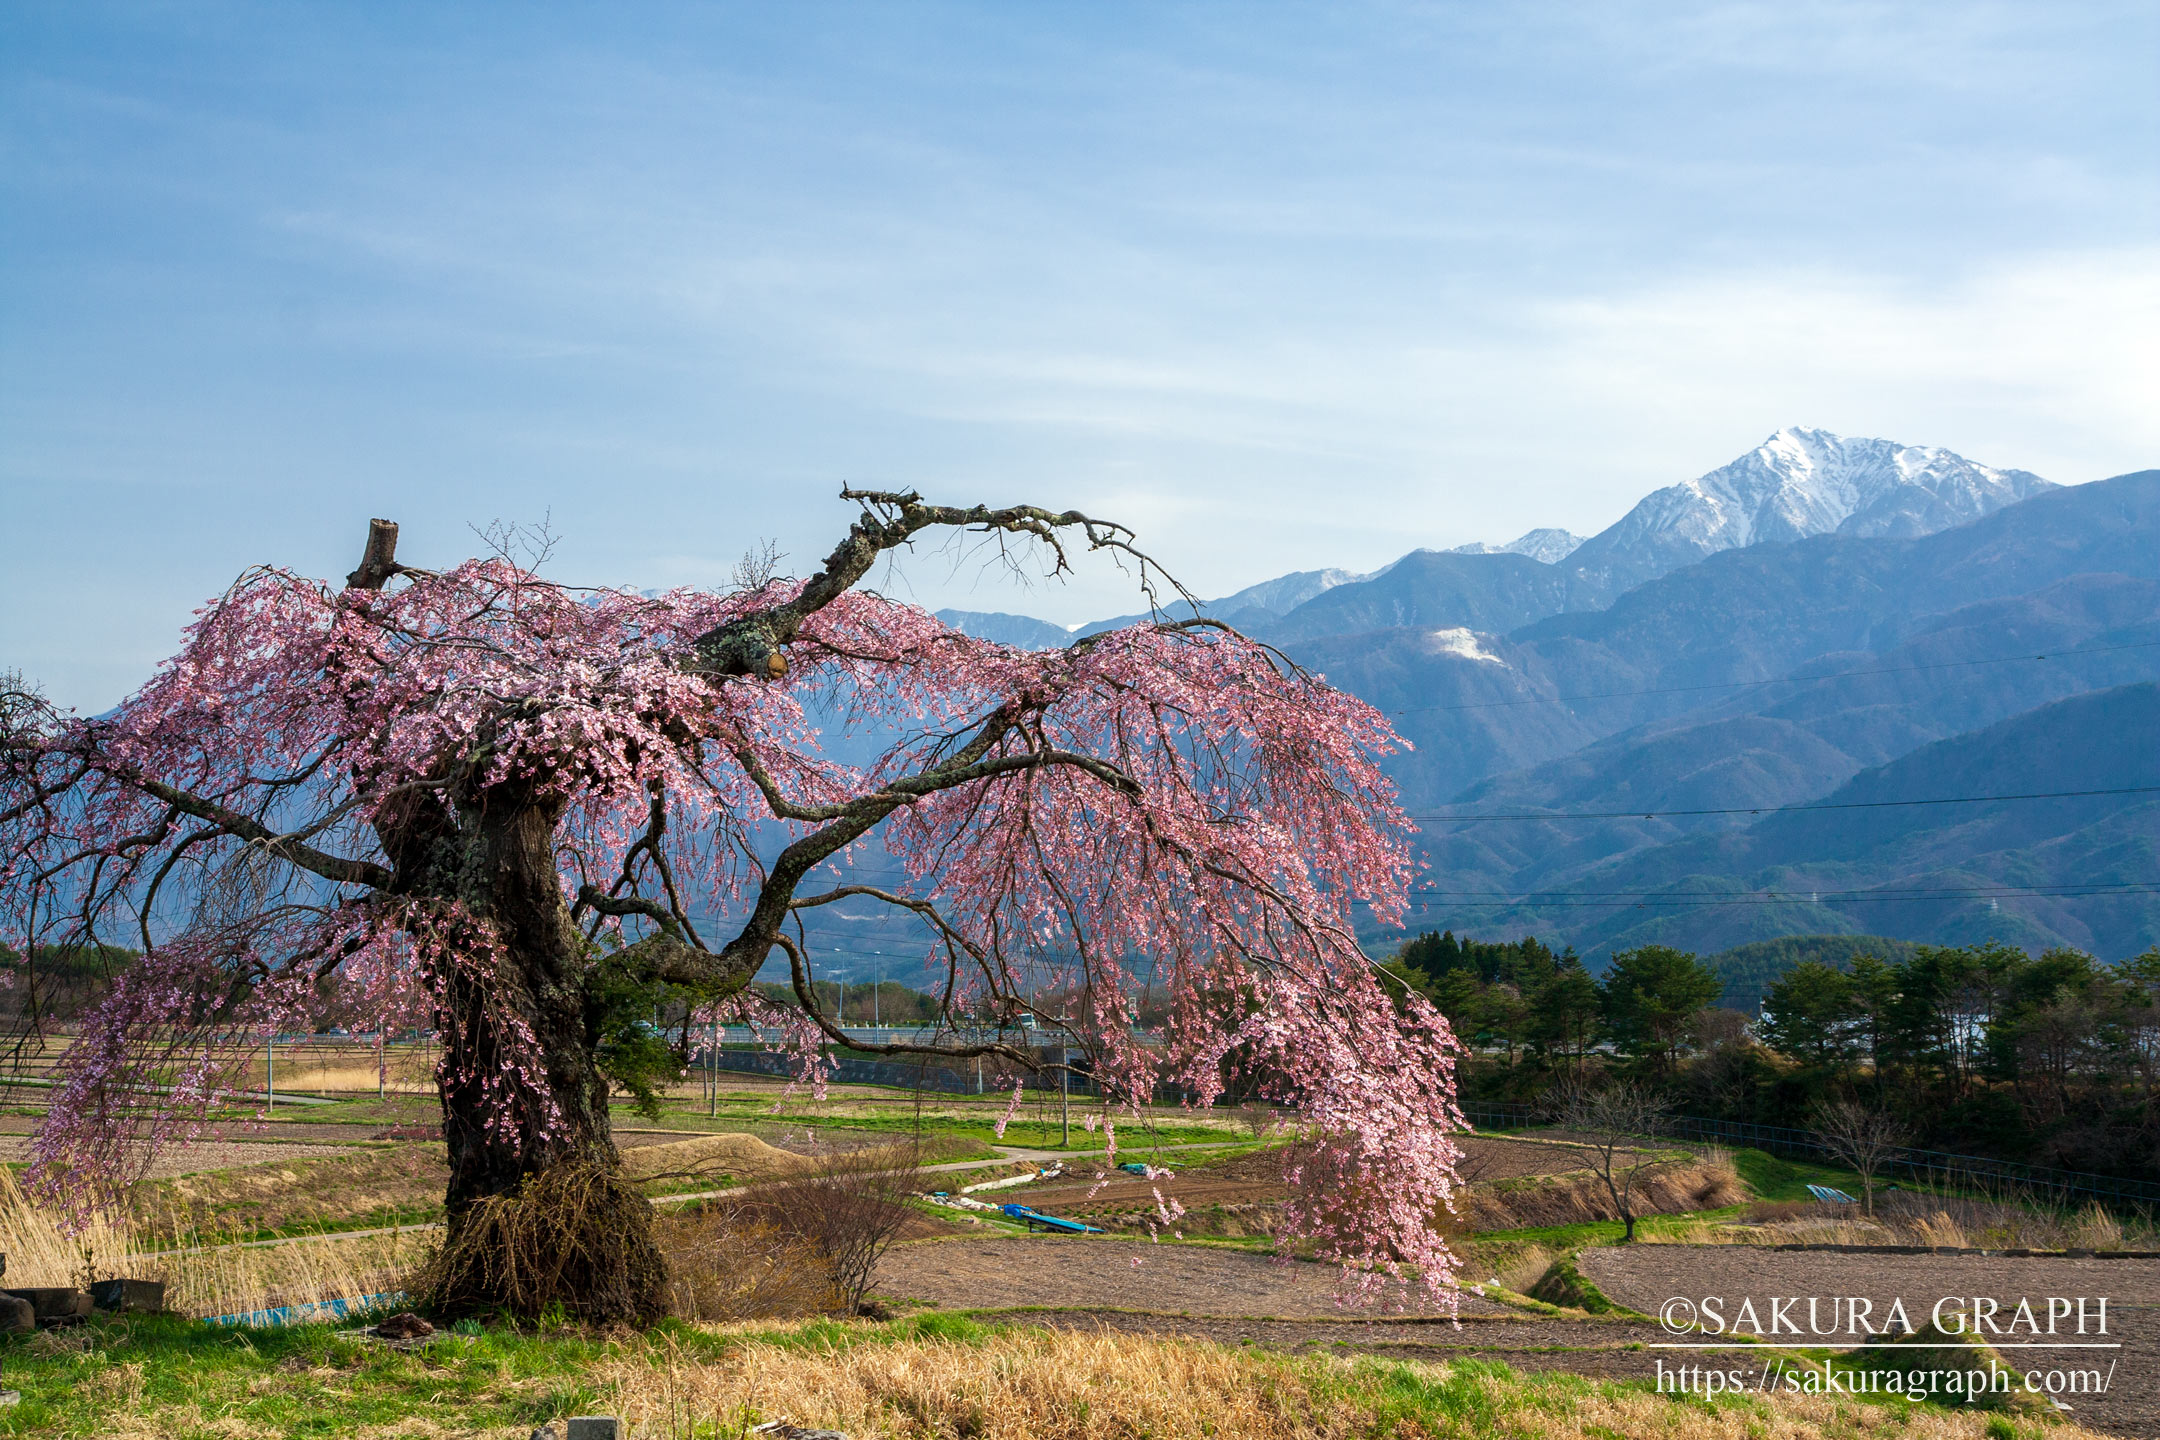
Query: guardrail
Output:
[[704, 1025, 1037, 1048], [703, 1047, 1104, 1096], [1461, 1103, 2160, 1209]]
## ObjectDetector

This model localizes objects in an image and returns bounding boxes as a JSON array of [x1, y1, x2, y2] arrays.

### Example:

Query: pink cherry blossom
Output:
[[0, 496, 1465, 1305]]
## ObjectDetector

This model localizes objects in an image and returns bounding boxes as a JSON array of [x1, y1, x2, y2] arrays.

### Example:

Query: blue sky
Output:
[[4, 1, 2156, 710]]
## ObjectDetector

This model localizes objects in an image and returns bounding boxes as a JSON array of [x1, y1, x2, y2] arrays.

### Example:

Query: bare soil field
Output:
[[1458, 1134, 1637, 1180], [0, 1136, 369, 1178], [1023, 1135, 1610, 1216], [877, 1233, 1510, 1317], [0, 1115, 390, 1140], [1584, 1245, 2160, 1437], [1018, 1308, 1676, 1377], [1013, 1136, 1670, 1238], [885, 1237, 2159, 1437], [1021, 1147, 1286, 1217]]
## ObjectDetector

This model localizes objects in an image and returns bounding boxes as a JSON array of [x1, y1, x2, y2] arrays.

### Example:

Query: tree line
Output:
[[1394, 930, 2160, 1181]]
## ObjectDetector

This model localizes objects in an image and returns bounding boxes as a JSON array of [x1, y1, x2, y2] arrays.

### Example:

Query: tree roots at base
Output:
[[416, 1162, 670, 1324]]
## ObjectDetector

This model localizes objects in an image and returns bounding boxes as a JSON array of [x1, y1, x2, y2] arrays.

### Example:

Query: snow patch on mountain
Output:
[[1421, 627, 1505, 665]]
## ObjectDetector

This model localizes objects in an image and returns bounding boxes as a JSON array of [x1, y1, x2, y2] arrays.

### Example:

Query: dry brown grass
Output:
[[153, 1227, 429, 1320], [1462, 1159, 1746, 1230], [0, 1168, 139, 1290], [0, 1167, 428, 1320], [260, 1062, 436, 1095], [599, 1324, 2113, 1440], [415, 1161, 668, 1323], [130, 1140, 448, 1234], [619, 1130, 818, 1187], [1646, 1192, 2158, 1252], [228, 1041, 439, 1096]]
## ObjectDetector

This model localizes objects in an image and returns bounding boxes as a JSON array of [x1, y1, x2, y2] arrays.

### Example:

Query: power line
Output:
[[1392, 637, 2160, 717], [1355, 881, 2160, 911], [1400, 882, 2157, 900], [1393, 892, 2159, 911], [1409, 784, 2160, 824]]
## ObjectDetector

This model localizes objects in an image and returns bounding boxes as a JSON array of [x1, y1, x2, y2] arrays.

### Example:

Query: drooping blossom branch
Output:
[[0, 495, 1468, 1304]]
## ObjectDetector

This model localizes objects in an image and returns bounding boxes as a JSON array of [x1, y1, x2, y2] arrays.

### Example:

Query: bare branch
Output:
[[687, 488, 1191, 680], [138, 779, 392, 889]]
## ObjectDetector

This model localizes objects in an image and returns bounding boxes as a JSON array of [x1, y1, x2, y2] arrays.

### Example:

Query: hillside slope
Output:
[[1411, 683, 2160, 962]]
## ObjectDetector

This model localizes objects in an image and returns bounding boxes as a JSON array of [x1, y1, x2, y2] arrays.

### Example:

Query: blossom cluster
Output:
[[2, 542, 1468, 1302]]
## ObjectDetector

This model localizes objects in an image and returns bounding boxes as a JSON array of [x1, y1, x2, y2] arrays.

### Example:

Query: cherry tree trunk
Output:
[[401, 790, 669, 1321], [435, 799, 619, 1213]]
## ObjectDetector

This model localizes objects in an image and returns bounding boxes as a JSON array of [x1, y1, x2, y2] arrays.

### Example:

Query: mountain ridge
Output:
[[943, 427, 2056, 650]]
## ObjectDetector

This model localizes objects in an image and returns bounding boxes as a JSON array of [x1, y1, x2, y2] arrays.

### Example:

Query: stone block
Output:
[[2, 1287, 94, 1322], [530, 1419, 621, 1440], [90, 1278, 167, 1313]]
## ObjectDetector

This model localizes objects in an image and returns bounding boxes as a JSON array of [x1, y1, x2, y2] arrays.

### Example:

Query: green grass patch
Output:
[[1727, 1147, 1866, 1203], [1525, 1253, 1643, 1317]]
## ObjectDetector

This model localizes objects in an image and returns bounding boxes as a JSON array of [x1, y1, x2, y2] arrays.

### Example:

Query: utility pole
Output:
[[377, 1029, 385, 1100], [708, 1011, 718, 1119], [1059, 1041, 1070, 1147], [266, 1033, 275, 1111]]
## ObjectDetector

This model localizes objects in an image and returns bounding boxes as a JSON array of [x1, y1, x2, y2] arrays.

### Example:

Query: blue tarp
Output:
[[999, 1203, 1103, 1235], [1806, 1183, 1859, 1205], [206, 1292, 400, 1328]]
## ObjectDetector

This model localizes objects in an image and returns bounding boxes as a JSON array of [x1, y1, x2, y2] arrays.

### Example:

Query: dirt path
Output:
[[1584, 1245, 2160, 1438]]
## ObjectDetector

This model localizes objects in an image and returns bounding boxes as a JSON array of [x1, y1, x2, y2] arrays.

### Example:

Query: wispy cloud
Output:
[[1, 2, 2153, 708]]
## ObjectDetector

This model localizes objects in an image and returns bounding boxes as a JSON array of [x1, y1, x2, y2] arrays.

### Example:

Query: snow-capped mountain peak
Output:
[[1448, 527, 1586, 565], [1209, 567, 1363, 617], [1566, 426, 2053, 585]]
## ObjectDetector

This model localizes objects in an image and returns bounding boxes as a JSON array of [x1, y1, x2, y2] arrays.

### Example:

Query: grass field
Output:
[[5, 1068, 2139, 1437], [0, 1309, 2102, 1440]]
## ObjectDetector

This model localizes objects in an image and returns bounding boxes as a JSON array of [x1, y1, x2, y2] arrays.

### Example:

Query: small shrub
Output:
[[710, 1146, 920, 1316], [653, 1206, 831, 1321]]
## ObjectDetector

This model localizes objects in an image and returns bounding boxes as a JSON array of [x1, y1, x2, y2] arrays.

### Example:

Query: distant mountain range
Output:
[[941, 426, 2059, 649], [1449, 528, 1585, 564], [889, 427, 2160, 972]]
